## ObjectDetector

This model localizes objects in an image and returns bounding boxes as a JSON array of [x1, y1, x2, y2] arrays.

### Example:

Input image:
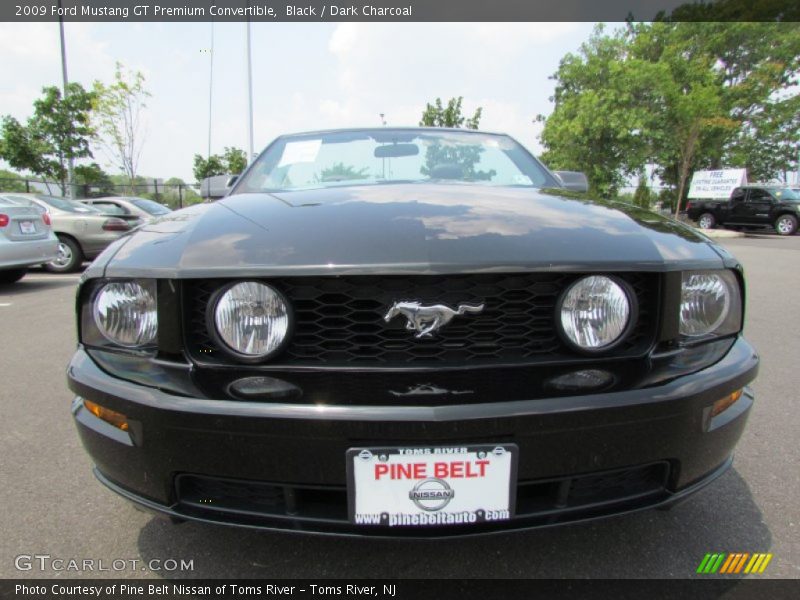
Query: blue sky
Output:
[[1, 22, 597, 182]]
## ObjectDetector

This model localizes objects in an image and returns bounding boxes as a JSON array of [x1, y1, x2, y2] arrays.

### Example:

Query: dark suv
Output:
[[687, 185, 800, 235]]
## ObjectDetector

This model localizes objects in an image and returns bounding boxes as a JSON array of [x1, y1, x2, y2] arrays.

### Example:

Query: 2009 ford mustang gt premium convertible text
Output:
[[69, 128, 758, 536]]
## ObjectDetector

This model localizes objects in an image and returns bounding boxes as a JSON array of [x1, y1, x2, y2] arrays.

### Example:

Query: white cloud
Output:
[[0, 22, 115, 118]]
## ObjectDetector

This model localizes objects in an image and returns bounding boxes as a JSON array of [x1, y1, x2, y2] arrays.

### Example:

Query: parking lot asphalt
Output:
[[1, 234, 798, 580]]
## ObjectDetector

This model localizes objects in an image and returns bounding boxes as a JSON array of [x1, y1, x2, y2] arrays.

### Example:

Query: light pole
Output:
[[246, 16, 255, 163], [207, 21, 215, 163], [57, 0, 74, 199]]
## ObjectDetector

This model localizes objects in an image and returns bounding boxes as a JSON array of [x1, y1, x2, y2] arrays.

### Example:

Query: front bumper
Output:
[[69, 337, 758, 537]]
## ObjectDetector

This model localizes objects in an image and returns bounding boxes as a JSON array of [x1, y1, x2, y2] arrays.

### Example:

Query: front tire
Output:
[[46, 236, 83, 273], [775, 214, 798, 236], [0, 268, 27, 284], [697, 213, 716, 230]]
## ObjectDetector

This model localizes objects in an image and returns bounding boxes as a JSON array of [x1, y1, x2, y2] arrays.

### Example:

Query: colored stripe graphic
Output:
[[744, 554, 760, 574], [701, 553, 774, 575], [697, 554, 713, 574], [734, 553, 749, 574], [708, 554, 726, 573], [722, 553, 749, 574], [758, 554, 773, 573], [720, 553, 737, 573]]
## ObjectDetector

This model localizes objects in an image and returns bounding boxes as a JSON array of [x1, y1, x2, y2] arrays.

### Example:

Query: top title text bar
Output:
[[3, 0, 798, 22]]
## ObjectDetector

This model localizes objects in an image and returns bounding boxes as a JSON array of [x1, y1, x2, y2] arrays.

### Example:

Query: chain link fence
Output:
[[2, 175, 684, 217], [0, 177, 205, 209]]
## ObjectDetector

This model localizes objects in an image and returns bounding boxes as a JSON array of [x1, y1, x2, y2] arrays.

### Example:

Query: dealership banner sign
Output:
[[3, 0, 795, 22], [688, 169, 747, 199]]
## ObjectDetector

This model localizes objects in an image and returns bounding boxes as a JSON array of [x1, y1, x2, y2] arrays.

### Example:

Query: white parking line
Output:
[[0, 303, 11, 307]]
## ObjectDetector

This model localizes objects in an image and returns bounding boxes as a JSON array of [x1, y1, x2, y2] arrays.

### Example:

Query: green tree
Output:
[[630, 22, 738, 216], [74, 162, 115, 195], [420, 97, 482, 129], [222, 147, 248, 174], [0, 83, 96, 194], [192, 154, 226, 182], [92, 63, 151, 190], [159, 176, 201, 208], [538, 22, 800, 205], [632, 173, 653, 209], [419, 96, 492, 180], [657, 0, 799, 22], [0, 169, 28, 192], [628, 21, 798, 213], [708, 22, 800, 181], [192, 146, 248, 181], [537, 26, 660, 197]]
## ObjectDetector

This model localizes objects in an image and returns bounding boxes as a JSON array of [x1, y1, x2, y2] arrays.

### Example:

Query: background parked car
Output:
[[0, 194, 139, 273], [686, 185, 800, 235], [80, 196, 171, 223], [0, 195, 59, 283]]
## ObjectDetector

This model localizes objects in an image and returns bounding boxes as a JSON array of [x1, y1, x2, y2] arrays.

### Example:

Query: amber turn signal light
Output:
[[83, 399, 129, 431], [711, 389, 743, 418]]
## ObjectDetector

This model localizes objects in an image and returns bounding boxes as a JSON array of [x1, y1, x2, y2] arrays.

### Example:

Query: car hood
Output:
[[102, 185, 727, 278]]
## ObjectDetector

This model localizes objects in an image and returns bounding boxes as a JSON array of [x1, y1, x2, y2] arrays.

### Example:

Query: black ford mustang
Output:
[[69, 128, 758, 536]]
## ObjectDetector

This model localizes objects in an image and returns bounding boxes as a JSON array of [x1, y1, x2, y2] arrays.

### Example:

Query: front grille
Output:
[[174, 462, 669, 535], [184, 273, 658, 367]]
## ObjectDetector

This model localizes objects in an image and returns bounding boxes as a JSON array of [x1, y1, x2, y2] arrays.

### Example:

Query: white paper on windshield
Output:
[[278, 140, 322, 167]]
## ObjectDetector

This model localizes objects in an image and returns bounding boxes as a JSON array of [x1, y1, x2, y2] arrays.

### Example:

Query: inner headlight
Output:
[[93, 281, 158, 347], [212, 281, 291, 361], [680, 270, 741, 337], [558, 275, 633, 351]]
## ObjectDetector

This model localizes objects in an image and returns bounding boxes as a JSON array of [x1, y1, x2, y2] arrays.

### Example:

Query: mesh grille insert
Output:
[[184, 273, 658, 367]]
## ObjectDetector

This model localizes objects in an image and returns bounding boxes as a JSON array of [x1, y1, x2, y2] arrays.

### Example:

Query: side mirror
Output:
[[201, 174, 236, 200], [226, 174, 239, 188], [554, 171, 589, 193]]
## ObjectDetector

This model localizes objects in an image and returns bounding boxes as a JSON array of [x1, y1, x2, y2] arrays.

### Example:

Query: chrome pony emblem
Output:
[[389, 384, 474, 397], [383, 301, 485, 338]]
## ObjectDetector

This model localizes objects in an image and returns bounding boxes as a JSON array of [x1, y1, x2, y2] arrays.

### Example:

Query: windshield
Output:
[[772, 188, 800, 201], [234, 129, 558, 194], [129, 198, 171, 215], [36, 195, 101, 213]]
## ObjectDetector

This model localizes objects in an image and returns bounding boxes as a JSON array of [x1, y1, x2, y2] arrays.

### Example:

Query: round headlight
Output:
[[212, 281, 290, 361], [93, 281, 157, 347], [680, 272, 731, 336], [558, 275, 633, 351]]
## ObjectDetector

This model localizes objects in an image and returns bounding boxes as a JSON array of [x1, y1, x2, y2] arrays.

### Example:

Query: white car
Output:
[[0, 195, 59, 283], [80, 196, 171, 222]]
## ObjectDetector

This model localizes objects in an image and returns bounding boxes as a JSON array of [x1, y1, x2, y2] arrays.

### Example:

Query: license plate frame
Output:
[[346, 443, 518, 528], [19, 220, 36, 235]]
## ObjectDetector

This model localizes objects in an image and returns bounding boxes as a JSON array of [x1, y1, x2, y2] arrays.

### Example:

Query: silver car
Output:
[[81, 196, 172, 222], [0, 195, 59, 283], [0, 194, 139, 273]]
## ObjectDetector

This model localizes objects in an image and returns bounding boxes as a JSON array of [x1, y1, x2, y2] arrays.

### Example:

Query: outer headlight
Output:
[[680, 270, 742, 338], [93, 281, 158, 348], [558, 275, 634, 352], [211, 281, 291, 362]]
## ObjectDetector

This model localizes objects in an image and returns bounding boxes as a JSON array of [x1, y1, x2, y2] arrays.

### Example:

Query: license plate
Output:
[[19, 220, 36, 234], [347, 444, 517, 527]]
